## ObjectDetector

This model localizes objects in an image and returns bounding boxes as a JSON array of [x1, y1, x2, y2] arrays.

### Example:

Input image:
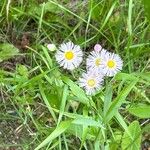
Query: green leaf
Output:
[[103, 83, 113, 116], [35, 120, 72, 150], [27, 1, 62, 16], [62, 76, 89, 105], [47, 94, 60, 109], [115, 73, 138, 81], [44, 1, 63, 14], [138, 72, 150, 83], [57, 85, 68, 125], [104, 80, 138, 122], [39, 83, 57, 122], [115, 72, 150, 85], [128, 104, 150, 118], [72, 117, 104, 128], [115, 112, 131, 137], [17, 64, 29, 78], [100, 1, 116, 30], [67, 123, 95, 140], [88, 0, 102, 21], [121, 121, 141, 150], [67, 124, 83, 139], [0, 43, 19, 62], [142, 0, 150, 21], [142, 124, 150, 133], [41, 45, 53, 68]]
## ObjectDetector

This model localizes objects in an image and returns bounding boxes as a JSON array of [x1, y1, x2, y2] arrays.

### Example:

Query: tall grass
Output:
[[0, 0, 150, 149]]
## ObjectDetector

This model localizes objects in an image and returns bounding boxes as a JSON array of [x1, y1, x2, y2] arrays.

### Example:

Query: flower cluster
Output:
[[52, 41, 123, 95]]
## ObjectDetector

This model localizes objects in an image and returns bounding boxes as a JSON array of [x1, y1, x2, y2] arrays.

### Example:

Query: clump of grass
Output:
[[0, 0, 150, 150]]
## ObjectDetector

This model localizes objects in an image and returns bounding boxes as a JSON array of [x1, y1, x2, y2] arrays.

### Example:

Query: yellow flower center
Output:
[[65, 51, 74, 60], [95, 58, 101, 66], [107, 60, 116, 68], [87, 79, 96, 87]]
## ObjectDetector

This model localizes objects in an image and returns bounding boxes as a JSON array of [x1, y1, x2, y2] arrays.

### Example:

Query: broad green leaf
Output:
[[67, 124, 83, 139], [142, 0, 150, 21], [67, 118, 104, 141], [62, 76, 89, 105], [67, 124, 95, 140], [128, 104, 150, 118], [72, 117, 104, 128], [121, 121, 141, 150], [0, 43, 19, 62], [104, 80, 138, 122], [34, 120, 72, 150]]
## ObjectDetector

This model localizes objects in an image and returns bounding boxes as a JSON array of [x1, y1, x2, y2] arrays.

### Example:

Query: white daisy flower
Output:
[[102, 53, 123, 77], [86, 49, 108, 73], [78, 71, 103, 95], [55, 41, 83, 70]]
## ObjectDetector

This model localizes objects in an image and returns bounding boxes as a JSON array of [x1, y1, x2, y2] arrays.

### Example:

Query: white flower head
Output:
[[78, 71, 103, 95], [55, 41, 83, 70], [102, 53, 123, 77], [86, 49, 108, 74], [47, 44, 56, 51]]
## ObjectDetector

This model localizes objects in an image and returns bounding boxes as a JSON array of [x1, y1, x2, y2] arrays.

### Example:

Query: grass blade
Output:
[[57, 85, 68, 125], [34, 120, 72, 150], [104, 80, 138, 122], [39, 83, 57, 122], [103, 83, 113, 116], [62, 76, 89, 105], [100, 1, 116, 30], [128, 0, 133, 35]]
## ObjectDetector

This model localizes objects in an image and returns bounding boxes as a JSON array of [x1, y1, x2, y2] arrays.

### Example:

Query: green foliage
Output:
[[104, 80, 138, 123], [0, 0, 149, 149], [35, 120, 72, 150], [17, 64, 29, 78], [121, 121, 142, 150], [0, 43, 19, 62], [142, 0, 150, 21], [62, 76, 89, 105], [128, 104, 150, 118]]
